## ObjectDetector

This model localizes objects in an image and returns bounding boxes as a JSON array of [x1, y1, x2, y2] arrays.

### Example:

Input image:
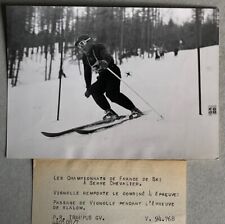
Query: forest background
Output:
[[5, 6, 219, 86]]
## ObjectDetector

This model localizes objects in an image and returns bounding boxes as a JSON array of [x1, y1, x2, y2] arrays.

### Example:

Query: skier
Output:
[[75, 34, 143, 120]]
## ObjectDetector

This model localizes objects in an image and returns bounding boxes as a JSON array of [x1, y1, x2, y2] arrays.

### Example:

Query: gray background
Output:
[[0, 0, 224, 223]]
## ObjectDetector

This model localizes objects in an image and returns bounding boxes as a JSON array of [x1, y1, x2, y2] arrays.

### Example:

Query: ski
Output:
[[41, 115, 127, 137], [76, 114, 143, 135]]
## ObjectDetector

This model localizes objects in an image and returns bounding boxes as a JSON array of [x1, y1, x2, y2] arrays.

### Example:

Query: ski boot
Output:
[[129, 107, 144, 119], [103, 109, 119, 121]]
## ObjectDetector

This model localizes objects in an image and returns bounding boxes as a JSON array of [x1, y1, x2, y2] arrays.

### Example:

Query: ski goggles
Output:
[[77, 37, 91, 49]]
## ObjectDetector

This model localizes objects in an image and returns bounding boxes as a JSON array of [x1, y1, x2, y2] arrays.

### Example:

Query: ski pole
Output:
[[107, 67, 164, 120]]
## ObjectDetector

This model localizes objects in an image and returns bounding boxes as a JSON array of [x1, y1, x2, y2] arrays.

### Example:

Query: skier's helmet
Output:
[[75, 35, 91, 49]]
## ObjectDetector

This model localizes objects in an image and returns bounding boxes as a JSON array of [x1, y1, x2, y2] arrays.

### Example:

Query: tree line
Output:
[[5, 6, 219, 86]]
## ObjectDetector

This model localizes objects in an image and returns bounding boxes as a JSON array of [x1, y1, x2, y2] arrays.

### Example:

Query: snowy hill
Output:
[[7, 46, 219, 159]]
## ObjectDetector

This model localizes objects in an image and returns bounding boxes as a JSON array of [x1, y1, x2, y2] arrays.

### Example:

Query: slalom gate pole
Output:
[[196, 8, 202, 115], [57, 42, 64, 121], [57, 18, 64, 121], [57, 74, 62, 121], [106, 68, 164, 120]]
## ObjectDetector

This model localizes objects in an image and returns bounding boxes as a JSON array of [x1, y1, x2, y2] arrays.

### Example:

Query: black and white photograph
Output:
[[6, 5, 219, 159]]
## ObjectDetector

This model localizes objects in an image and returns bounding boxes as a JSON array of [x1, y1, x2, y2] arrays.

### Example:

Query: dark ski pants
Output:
[[89, 65, 135, 111]]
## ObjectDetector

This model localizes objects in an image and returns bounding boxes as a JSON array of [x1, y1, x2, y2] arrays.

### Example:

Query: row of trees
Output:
[[6, 6, 219, 86]]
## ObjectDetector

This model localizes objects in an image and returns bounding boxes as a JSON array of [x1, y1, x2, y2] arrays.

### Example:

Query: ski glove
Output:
[[99, 60, 108, 70], [93, 60, 108, 73], [85, 88, 91, 98]]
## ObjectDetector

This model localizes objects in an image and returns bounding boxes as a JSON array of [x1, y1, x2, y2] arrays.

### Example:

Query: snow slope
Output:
[[7, 46, 219, 159]]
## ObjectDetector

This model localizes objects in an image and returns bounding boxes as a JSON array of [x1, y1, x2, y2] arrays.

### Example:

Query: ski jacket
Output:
[[82, 43, 114, 89]]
